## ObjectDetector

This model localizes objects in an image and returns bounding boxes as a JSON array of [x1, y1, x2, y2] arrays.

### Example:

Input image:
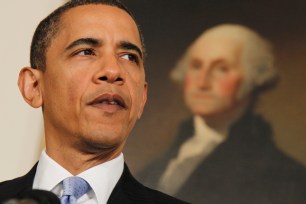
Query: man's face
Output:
[[40, 5, 147, 151], [184, 33, 244, 118]]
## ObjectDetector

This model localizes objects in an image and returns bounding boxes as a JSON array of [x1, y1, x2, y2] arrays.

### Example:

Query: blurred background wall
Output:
[[122, 0, 306, 174], [0, 0, 66, 182]]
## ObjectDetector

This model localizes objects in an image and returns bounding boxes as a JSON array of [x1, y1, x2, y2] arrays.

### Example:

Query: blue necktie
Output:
[[60, 176, 90, 204]]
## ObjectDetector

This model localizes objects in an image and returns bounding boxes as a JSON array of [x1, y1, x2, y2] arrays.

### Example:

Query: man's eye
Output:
[[75, 49, 95, 56], [190, 61, 202, 70], [215, 65, 229, 73], [211, 64, 229, 78], [121, 53, 139, 64]]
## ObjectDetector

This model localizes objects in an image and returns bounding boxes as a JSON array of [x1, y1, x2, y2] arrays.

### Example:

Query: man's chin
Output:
[[76, 131, 125, 150], [193, 106, 242, 120], [191, 106, 221, 117]]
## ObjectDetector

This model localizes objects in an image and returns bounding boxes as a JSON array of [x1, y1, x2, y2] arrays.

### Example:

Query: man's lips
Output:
[[192, 92, 215, 99], [87, 93, 127, 109]]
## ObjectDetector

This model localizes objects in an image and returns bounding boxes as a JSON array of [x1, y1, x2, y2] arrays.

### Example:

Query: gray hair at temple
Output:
[[170, 24, 278, 99]]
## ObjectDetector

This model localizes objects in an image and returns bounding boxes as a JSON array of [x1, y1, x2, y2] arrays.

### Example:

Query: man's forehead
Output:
[[53, 4, 142, 48], [60, 4, 134, 26], [189, 35, 244, 60]]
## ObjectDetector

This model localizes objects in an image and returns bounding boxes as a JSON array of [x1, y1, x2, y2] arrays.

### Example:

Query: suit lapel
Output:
[[107, 163, 151, 204]]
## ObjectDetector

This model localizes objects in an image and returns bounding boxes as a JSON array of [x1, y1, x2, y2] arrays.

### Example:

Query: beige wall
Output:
[[0, 0, 66, 182]]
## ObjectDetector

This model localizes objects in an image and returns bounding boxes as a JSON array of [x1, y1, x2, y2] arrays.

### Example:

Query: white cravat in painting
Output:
[[158, 116, 227, 195]]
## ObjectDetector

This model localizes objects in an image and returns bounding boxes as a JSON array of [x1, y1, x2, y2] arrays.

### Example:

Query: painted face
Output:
[[40, 5, 147, 151], [184, 34, 244, 118]]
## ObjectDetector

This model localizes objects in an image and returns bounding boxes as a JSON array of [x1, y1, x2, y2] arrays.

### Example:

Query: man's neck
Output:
[[45, 141, 124, 175], [199, 100, 250, 137]]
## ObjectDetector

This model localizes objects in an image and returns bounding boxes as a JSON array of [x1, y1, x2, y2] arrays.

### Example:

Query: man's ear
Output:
[[18, 67, 43, 108]]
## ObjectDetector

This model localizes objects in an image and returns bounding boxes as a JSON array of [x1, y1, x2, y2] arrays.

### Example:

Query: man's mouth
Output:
[[88, 93, 127, 109]]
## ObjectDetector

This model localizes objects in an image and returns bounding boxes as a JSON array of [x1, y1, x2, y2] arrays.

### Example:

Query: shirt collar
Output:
[[193, 115, 227, 144], [33, 150, 124, 204]]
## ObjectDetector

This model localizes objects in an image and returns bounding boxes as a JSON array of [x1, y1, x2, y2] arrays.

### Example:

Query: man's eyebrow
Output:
[[119, 41, 143, 59], [65, 38, 102, 51]]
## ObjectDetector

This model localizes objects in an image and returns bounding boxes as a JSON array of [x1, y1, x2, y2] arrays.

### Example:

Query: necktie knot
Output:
[[60, 176, 90, 204]]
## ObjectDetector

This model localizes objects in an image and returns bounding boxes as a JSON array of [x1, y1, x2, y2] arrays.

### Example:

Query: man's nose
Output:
[[93, 55, 125, 85], [196, 68, 211, 89]]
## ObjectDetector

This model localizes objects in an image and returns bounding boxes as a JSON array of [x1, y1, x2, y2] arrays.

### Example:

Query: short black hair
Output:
[[30, 0, 144, 71]]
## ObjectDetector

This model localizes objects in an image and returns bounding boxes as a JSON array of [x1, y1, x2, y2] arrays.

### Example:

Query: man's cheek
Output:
[[216, 77, 242, 97], [184, 75, 193, 91]]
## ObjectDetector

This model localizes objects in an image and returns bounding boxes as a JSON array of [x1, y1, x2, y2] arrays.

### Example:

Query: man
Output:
[[139, 24, 306, 203], [0, 0, 187, 203]]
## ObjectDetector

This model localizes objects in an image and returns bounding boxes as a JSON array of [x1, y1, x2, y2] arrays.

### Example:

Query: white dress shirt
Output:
[[33, 150, 124, 204], [158, 115, 227, 195]]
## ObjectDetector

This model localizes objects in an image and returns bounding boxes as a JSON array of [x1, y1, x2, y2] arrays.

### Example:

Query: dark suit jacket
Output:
[[139, 111, 306, 204], [0, 163, 188, 204]]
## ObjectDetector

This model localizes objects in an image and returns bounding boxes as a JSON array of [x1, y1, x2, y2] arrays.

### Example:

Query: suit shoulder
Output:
[[0, 164, 37, 202], [0, 176, 29, 202]]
